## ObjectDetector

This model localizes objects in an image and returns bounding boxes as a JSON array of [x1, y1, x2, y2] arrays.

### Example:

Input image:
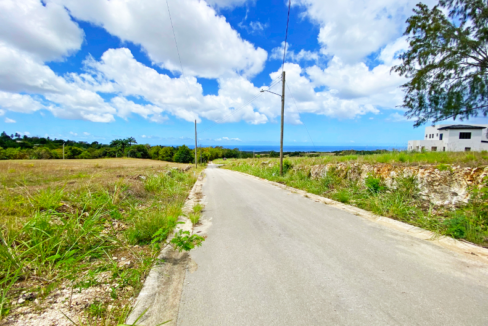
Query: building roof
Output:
[[437, 125, 486, 130]]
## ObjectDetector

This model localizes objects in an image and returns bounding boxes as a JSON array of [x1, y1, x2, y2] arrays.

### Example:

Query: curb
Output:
[[126, 171, 205, 326]]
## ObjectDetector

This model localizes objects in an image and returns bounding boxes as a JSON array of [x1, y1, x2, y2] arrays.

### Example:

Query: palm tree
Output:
[[127, 137, 137, 147]]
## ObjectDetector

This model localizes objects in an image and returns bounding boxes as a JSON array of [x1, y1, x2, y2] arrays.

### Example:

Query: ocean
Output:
[[189, 145, 407, 152]]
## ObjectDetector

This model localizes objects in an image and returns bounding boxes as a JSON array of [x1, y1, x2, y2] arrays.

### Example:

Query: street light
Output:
[[260, 71, 286, 176]]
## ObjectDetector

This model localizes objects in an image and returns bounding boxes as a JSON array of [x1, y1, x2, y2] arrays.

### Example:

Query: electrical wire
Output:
[[165, 0, 193, 100], [282, 0, 292, 72], [198, 78, 283, 135], [166, 0, 185, 77]]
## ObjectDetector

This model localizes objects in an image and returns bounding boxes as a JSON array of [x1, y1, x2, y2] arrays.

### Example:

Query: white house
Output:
[[408, 124, 488, 152]]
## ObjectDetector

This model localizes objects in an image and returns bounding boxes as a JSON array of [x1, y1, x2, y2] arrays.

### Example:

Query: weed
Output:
[[189, 212, 200, 225], [171, 230, 205, 252], [364, 175, 385, 194], [193, 203, 203, 214]]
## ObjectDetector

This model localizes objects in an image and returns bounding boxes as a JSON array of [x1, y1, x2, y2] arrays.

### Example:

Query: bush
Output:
[[159, 147, 175, 162], [283, 160, 293, 173], [365, 175, 385, 194], [173, 145, 193, 163]]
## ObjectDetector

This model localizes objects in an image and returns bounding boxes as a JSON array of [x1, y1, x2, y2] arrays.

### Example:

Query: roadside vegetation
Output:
[[217, 150, 488, 167], [217, 152, 488, 247], [0, 159, 201, 325]]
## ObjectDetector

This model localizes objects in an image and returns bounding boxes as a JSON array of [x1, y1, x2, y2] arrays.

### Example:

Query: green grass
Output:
[[0, 159, 201, 324], [222, 157, 488, 247], [214, 150, 488, 167]]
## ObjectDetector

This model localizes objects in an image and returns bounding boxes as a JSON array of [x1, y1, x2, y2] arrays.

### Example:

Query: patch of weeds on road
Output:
[[0, 159, 202, 325], [171, 230, 205, 252]]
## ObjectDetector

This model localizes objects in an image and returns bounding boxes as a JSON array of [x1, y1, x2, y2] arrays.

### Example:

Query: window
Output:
[[459, 132, 471, 139], [431, 147, 437, 151], [439, 133, 443, 140], [416, 146, 420, 151], [443, 147, 446, 152], [425, 134, 428, 138], [465, 147, 471, 152]]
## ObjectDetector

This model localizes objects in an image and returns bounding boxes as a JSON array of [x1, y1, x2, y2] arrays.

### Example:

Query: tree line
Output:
[[0, 132, 250, 163]]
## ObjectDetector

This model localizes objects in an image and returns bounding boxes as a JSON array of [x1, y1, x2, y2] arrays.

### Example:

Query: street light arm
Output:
[[260, 89, 282, 97]]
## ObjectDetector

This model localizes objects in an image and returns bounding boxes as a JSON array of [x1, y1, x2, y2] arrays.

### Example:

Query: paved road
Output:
[[177, 165, 488, 326]]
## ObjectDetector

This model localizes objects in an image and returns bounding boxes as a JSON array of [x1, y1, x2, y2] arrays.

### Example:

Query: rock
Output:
[[309, 163, 488, 206]]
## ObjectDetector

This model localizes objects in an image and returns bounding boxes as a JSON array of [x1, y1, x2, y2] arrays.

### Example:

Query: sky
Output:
[[0, 0, 486, 148]]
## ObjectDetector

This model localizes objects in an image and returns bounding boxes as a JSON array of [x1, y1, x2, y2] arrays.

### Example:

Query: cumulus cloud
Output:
[[83, 132, 90, 135], [0, 91, 43, 113], [4, 118, 15, 123], [0, 0, 83, 61], [51, 0, 267, 78], [70, 132, 78, 136], [293, 0, 437, 63]]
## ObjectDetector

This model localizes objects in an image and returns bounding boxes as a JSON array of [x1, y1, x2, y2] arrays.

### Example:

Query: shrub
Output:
[[283, 159, 293, 173], [365, 175, 385, 194], [173, 145, 193, 163]]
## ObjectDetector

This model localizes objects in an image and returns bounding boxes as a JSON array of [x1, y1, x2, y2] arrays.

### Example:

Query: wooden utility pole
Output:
[[195, 120, 198, 168], [280, 71, 286, 176]]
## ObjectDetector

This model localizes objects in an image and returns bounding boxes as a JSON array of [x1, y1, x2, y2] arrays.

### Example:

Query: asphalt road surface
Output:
[[177, 165, 488, 326]]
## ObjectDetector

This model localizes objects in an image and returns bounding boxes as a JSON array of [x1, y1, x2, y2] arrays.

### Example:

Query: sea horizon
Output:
[[186, 145, 407, 152]]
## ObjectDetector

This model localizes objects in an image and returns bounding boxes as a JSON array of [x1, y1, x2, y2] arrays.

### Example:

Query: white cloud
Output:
[[70, 132, 78, 136], [0, 91, 43, 113], [52, 0, 267, 78], [206, 0, 251, 8], [231, 137, 241, 141], [306, 56, 405, 103], [294, 0, 437, 63], [222, 137, 230, 140], [83, 132, 90, 136], [0, 109, 4, 116], [271, 43, 320, 63], [0, 0, 83, 61], [141, 135, 147, 138], [4, 118, 15, 123], [16, 131, 30, 136], [249, 21, 267, 32]]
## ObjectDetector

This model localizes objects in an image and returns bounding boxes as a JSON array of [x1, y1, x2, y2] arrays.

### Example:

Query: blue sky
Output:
[[0, 0, 486, 147]]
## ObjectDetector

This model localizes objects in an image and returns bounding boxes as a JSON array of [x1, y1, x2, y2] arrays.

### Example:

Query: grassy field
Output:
[[0, 158, 200, 325], [216, 152, 488, 247], [218, 150, 488, 167]]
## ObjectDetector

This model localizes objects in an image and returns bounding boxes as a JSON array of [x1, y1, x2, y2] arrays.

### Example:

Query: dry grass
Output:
[[0, 158, 199, 325]]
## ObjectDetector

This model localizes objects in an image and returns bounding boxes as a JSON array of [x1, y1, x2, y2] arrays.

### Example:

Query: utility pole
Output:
[[280, 71, 286, 176], [195, 120, 198, 168], [260, 70, 286, 176]]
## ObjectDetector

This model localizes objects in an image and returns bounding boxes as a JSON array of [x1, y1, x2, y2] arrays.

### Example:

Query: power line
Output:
[[166, 0, 185, 77], [282, 0, 292, 72], [198, 78, 283, 135]]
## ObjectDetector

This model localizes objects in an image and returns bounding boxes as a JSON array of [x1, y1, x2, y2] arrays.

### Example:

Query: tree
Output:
[[127, 137, 137, 147], [129, 144, 150, 158], [159, 147, 175, 162], [173, 145, 194, 163], [393, 0, 488, 126]]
